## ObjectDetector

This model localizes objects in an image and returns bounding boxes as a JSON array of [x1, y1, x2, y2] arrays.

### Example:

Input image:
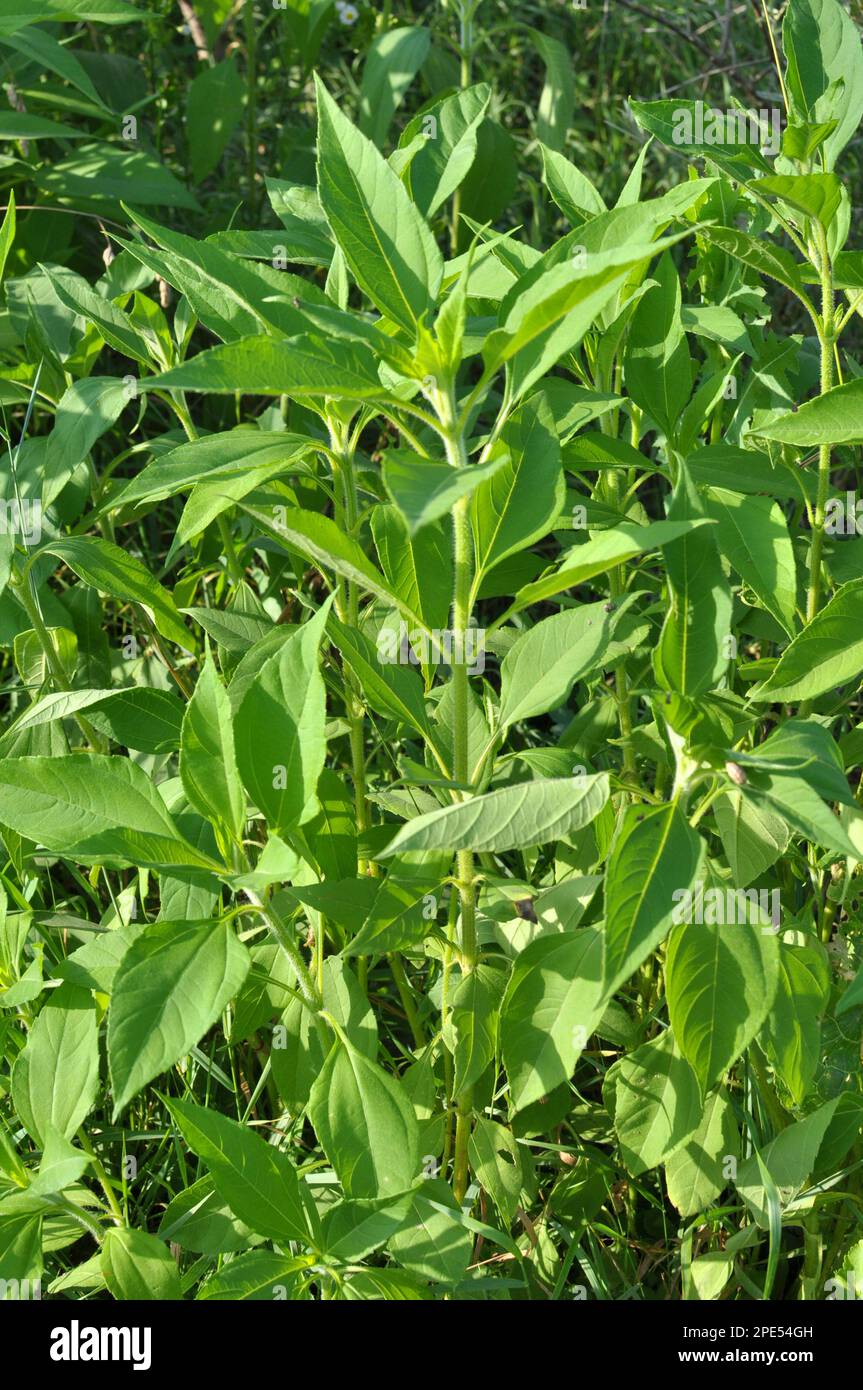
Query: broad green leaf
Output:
[[37, 143, 200, 209], [112, 429, 311, 509], [468, 1116, 528, 1225], [750, 172, 843, 234], [665, 919, 779, 1091], [382, 449, 507, 536], [752, 377, 863, 446], [665, 1087, 738, 1217], [624, 252, 692, 439], [101, 1227, 182, 1302], [604, 803, 703, 993], [540, 143, 606, 222], [380, 774, 610, 857], [654, 464, 733, 698], [630, 99, 772, 177], [315, 75, 442, 335], [704, 487, 798, 636], [233, 599, 330, 834], [510, 519, 713, 613], [0, 191, 15, 283], [736, 1097, 842, 1226], [498, 600, 627, 730], [765, 943, 830, 1105], [751, 578, 863, 701], [42, 536, 189, 650], [529, 31, 574, 152], [329, 614, 434, 740], [401, 84, 490, 218], [11, 984, 99, 1143], [445, 960, 506, 1097], [109, 919, 250, 1115], [714, 791, 789, 887], [501, 927, 606, 1110], [470, 395, 563, 591], [166, 1096, 310, 1245], [149, 334, 389, 401], [609, 1029, 702, 1176], [181, 657, 245, 839], [197, 1251, 309, 1300], [359, 25, 430, 147], [37, 264, 153, 365], [186, 57, 244, 183], [308, 1035, 420, 1199], [783, 0, 863, 168], [0, 754, 220, 872], [387, 1181, 472, 1285]]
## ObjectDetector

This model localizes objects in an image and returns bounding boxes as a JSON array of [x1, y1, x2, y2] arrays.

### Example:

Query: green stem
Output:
[[243, 889, 321, 1011], [245, 0, 258, 220], [441, 401, 478, 1204], [805, 225, 836, 627]]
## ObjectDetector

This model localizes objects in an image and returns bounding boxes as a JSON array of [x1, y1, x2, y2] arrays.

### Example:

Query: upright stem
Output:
[[440, 395, 477, 1203], [245, 0, 258, 220], [806, 226, 836, 624]]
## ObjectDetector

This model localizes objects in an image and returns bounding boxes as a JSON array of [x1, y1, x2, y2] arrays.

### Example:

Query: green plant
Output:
[[1, 0, 863, 1305]]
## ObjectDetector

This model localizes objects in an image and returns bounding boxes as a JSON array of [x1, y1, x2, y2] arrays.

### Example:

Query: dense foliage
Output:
[[2, 0, 863, 1304]]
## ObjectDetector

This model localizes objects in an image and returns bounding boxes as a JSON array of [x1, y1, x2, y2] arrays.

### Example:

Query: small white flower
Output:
[[337, 2, 359, 24]]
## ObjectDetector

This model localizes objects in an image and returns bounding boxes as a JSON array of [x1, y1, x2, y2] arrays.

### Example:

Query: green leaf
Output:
[[233, 599, 330, 835], [380, 774, 610, 857], [604, 803, 704, 993], [0, 754, 220, 872], [654, 464, 733, 698], [751, 377, 863, 446], [37, 143, 200, 209], [149, 334, 389, 401], [42, 536, 189, 650], [468, 1116, 528, 1225], [387, 1181, 472, 1285], [315, 75, 442, 335], [510, 519, 713, 613], [750, 579, 863, 701], [529, 31, 574, 152], [704, 487, 798, 636], [101, 1227, 182, 1302], [713, 791, 789, 887], [501, 926, 606, 1110], [783, 0, 863, 168], [181, 656, 245, 839], [166, 1095, 310, 1245], [750, 172, 843, 234], [329, 614, 434, 741], [665, 1087, 738, 1217], [665, 918, 779, 1092], [540, 143, 606, 223], [736, 1098, 842, 1226], [765, 943, 830, 1104], [112, 429, 311, 509], [446, 960, 506, 1097], [624, 252, 691, 439], [11, 984, 99, 1143], [382, 449, 507, 536], [401, 84, 490, 218], [0, 190, 15, 283], [109, 919, 249, 1115], [609, 1029, 702, 1176], [308, 1034, 420, 1199], [359, 25, 430, 147], [498, 600, 628, 730], [198, 1250, 309, 1300], [470, 395, 563, 590], [186, 57, 244, 183]]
